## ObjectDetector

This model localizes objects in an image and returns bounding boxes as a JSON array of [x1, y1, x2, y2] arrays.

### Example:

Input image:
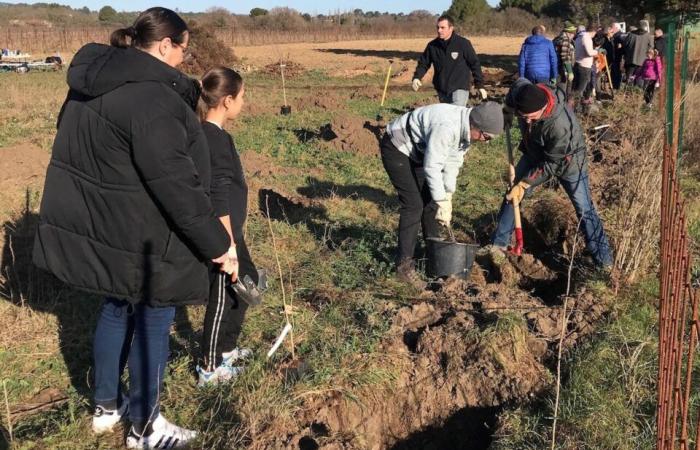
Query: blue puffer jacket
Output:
[[518, 34, 558, 82]]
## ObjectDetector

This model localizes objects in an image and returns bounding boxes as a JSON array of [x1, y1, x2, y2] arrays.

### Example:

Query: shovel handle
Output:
[[511, 197, 524, 256], [505, 125, 515, 186]]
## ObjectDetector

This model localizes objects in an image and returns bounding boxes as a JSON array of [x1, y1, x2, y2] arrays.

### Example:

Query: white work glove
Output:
[[220, 246, 239, 281], [412, 78, 422, 92], [567, 72, 574, 82], [478, 88, 488, 100], [655, 82, 660, 88], [435, 193, 453, 227]]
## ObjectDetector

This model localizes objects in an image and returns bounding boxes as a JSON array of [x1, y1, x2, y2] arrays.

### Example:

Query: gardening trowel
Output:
[[226, 269, 269, 307]]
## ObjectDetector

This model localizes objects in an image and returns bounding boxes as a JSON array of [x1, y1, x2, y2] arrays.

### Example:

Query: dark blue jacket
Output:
[[518, 34, 558, 82]]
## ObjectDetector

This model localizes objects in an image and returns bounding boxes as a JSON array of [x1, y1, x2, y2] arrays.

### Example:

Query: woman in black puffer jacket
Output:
[[32, 7, 231, 448]]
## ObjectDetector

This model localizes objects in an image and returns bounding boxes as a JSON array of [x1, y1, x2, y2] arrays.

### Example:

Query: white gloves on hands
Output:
[[412, 78, 422, 92], [478, 88, 488, 100], [435, 193, 453, 227]]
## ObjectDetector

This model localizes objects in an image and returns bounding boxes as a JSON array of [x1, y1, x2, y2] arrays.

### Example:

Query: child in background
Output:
[[196, 67, 260, 385], [632, 49, 663, 107]]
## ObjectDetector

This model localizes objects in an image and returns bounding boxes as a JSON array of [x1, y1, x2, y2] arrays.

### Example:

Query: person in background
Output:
[[654, 28, 666, 61], [632, 48, 663, 107], [196, 67, 263, 386], [625, 21, 654, 82], [553, 21, 577, 97], [33, 7, 233, 449], [381, 102, 504, 289], [610, 22, 626, 89], [518, 25, 558, 85], [412, 14, 487, 106], [573, 24, 600, 112]]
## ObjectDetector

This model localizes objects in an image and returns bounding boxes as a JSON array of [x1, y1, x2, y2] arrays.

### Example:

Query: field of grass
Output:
[[0, 48, 698, 449]]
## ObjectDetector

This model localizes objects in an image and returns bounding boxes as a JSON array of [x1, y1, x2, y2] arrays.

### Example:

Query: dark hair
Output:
[[437, 15, 454, 27], [110, 7, 188, 49], [198, 66, 243, 121]]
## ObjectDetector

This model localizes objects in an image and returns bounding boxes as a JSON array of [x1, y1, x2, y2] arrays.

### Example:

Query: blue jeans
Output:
[[93, 298, 175, 425], [438, 89, 469, 106], [491, 154, 613, 267]]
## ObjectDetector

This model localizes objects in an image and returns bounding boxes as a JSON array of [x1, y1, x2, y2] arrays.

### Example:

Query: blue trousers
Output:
[[491, 154, 613, 267], [93, 298, 175, 425]]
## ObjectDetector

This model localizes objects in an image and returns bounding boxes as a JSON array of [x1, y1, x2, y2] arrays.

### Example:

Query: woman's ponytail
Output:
[[110, 8, 187, 49], [109, 27, 135, 48]]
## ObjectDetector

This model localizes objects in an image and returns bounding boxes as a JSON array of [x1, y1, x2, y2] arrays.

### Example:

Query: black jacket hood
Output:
[[67, 43, 201, 109]]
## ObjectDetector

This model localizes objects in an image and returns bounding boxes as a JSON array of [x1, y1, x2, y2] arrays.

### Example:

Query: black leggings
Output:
[[380, 134, 440, 264]]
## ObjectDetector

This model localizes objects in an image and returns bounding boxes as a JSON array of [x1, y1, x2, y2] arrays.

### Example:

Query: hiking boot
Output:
[[126, 414, 197, 449], [396, 260, 427, 291], [92, 397, 129, 434]]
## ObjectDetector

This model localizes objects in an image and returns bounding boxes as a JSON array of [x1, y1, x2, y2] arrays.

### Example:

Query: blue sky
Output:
[[9, 0, 500, 14]]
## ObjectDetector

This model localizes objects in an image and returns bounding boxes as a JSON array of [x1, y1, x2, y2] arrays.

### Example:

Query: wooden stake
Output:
[[380, 61, 393, 107]]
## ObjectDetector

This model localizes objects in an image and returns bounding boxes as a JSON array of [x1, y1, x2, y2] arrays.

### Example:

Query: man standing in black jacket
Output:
[[412, 15, 487, 106]]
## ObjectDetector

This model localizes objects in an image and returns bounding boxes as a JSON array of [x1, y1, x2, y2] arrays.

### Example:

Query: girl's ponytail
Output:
[[198, 67, 244, 122]]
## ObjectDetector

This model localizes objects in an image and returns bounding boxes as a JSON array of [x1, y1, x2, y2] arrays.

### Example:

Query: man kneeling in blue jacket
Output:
[[382, 101, 504, 289], [519, 26, 558, 85]]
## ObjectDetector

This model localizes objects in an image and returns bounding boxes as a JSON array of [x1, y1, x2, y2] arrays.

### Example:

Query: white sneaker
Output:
[[196, 364, 244, 387], [126, 414, 197, 449], [92, 398, 128, 434], [221, 347, 252, 367]]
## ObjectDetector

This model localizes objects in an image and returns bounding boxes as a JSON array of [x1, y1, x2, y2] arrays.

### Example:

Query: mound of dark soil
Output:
[[180, 21, 238, 76], [262, 61, 306, 78], [250, 254, 613, 449], [322, 114, 383, 157]]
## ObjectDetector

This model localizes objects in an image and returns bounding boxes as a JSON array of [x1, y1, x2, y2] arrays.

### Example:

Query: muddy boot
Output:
[[396, 260, 427, 291]]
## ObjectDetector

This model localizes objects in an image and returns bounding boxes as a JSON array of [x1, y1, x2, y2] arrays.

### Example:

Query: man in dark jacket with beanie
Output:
[[412, 15, 487, 106], [491, 79, 613, 268]]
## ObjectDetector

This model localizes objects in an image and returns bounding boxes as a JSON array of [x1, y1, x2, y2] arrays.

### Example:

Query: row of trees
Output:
[[448, 0, 698, 23]]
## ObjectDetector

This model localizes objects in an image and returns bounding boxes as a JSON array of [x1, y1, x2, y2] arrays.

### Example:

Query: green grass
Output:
[[494, 279, 659, 450]]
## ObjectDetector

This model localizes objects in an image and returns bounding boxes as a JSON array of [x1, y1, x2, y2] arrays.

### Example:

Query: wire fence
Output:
[[656, 22, 700, 450]]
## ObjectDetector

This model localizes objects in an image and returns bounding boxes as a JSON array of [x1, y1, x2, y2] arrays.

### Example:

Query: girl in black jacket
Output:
[[196, 67, 261, 386], [33, 8, 234, 449]]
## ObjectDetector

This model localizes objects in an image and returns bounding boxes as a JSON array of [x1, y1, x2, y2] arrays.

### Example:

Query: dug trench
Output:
[[252, 186, 612, 450]]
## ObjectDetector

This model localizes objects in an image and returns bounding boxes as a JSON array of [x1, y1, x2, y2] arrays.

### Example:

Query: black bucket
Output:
[[426, 238, 479, 279], [280, 105, 292, 115]]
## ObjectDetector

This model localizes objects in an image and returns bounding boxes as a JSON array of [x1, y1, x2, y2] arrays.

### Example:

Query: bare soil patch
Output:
[[322, 113, 382, 157], [236, 37, 522, 73], [0, 144, 49, 216], [249, 253, 611, 449]]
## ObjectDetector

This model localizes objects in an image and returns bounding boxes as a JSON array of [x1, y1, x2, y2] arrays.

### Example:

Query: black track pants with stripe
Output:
[[201, 236, 256, 370]]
